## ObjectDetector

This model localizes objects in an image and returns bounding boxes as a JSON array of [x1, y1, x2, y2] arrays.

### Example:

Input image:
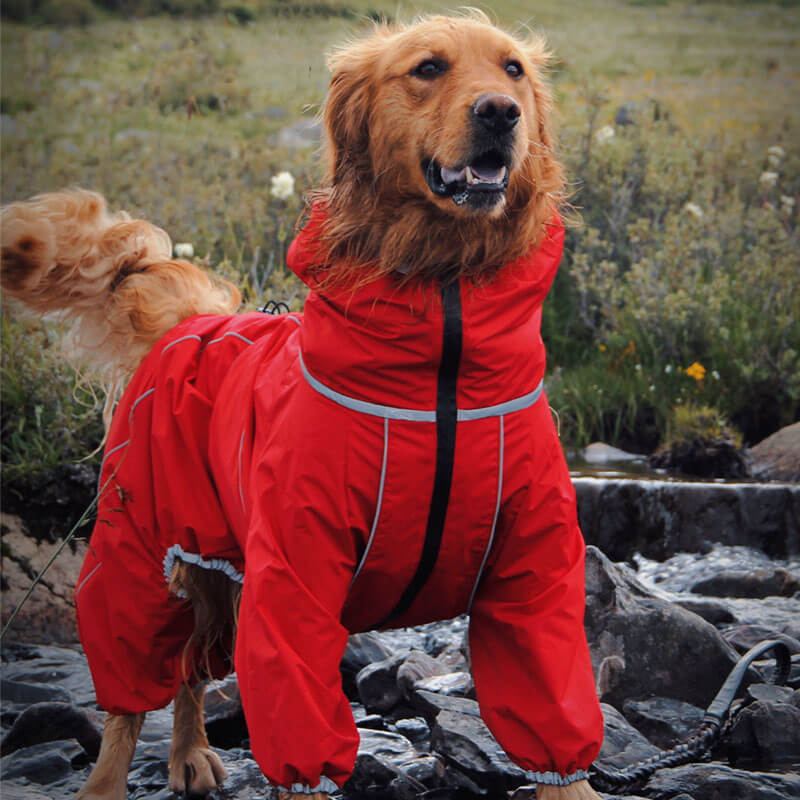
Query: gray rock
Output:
[[430, 708, 526, 792], [749, 422, 800, 483], [585, 547, 742, 709], [721, 623, 800, 655], [727, 689, 800, 766], [409, 689, 481, 724], [397, 649, 447, 697], [691, 568, 800, 598], [1, 739, 84, 784], [0, 702, 101, 758], [342, 632, 395, 698], [645, 762, 800, 799], [583, 442, 643, 463], [357, 654, 405, 713], [674, 597, 737, 625], [0, 679, 72, 707], [622, 697, 705, 749], [414, 671, 474, 699], [394, 716, 430, 742], [746, 683, 795, 704], [574, 478, 800, 561], [597, 703, 661, 769]]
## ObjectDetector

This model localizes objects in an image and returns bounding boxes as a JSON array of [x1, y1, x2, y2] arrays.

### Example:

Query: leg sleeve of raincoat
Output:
[[234, 489, 359, 793], [468, 418, 603, 786]]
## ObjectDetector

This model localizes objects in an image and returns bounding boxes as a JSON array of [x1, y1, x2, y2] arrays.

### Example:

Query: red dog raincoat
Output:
[[75, 208, 603, 793]]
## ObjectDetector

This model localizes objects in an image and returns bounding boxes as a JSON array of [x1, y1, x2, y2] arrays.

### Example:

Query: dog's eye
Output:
[[505, 60, 524, 79], [412, 58, 448, 79]]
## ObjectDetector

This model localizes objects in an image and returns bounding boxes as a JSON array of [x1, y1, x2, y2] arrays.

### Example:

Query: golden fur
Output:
[[0, 12, 597, 800]]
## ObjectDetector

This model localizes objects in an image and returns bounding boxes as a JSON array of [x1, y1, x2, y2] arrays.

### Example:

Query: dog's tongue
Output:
[[441, 166, 466, 184], [471, 164, 505, 183]]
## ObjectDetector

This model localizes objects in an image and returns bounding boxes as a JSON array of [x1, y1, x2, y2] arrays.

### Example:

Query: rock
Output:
[[0, 679, 72, 707], [585, 547, 742, 709], [357, 654, 405, 713], [574, 479, 800, 561], [649, 436, 750, 479], [409, 689, 481, 724], [749, 423, 800, 483], [622, 697, 705, 750], [583, 442, 643, 463], [430, 708, 526, 792], [727, 689, 800, 766], [690, 568, 800, 598], [203, 675, 247, 749], [746, 683, 795, 704], [397, 650, 448, 697], [0, 739, 84, 784], [414, 672, 474, 699], [721, 623, 800, 655], [272, 118, 321, 149], [394, 716, 430, 743], [0, 514, 85, 643], [342, 632, 395, 698], [597, 704, 661, 769], [644, 762, 800, 799], [0, 702, 101, 758], [674, 597, 737, 625]]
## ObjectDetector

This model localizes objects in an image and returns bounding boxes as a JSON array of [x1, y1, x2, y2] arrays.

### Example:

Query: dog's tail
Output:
[[1, 189, 240, 398]]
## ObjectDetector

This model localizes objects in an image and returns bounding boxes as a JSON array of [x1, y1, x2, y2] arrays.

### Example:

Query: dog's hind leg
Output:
[[74, 712, 145, 800], [167, 682, 228, 795]]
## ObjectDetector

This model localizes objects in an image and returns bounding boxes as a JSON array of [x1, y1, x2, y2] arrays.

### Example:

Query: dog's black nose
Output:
[[473, 94, 520, 134]]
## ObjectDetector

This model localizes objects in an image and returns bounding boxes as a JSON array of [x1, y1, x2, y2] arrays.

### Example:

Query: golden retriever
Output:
[[1, 11, 601, 800]]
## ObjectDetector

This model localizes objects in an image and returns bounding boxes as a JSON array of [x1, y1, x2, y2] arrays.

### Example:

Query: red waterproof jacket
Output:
[[75, 208, 603, 793]]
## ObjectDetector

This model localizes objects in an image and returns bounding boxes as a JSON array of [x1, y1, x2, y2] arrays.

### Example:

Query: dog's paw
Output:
[[168, 747, 228, 796]]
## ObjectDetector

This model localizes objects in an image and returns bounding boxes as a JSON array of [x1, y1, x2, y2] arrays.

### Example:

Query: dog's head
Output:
[[313, 11, 564, 285]]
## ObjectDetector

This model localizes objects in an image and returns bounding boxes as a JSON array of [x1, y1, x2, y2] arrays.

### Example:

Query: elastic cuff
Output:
[[163, 544, 244, 596], [523, 768, 590, 786], [276, 776, 340, 794]]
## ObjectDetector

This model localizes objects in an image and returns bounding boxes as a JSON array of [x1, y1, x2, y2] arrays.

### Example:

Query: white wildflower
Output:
[[759, 171, 779, 190], [174, 242, 194, 258], [781, 194, 795, 211], [767, 145, 785, 160], [664, 364, 673, 374], [768, 153, 782, 168], [649, 384, 656, 392], [270, 171, 295, 201], [635, 363, 642, 372], [594, 125, 615, 145], [683, 201, 704, 220], [711, 370, 720, 380]]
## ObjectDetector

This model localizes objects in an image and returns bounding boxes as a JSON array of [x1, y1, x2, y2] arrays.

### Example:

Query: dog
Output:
[[1, 12, 604, 800]]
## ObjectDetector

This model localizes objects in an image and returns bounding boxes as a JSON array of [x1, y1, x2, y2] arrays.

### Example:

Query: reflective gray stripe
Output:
[[287, 316, 302, 327], [467, 415, 504, 612], [299, 351, 543, 422], [161, 334, 202, 354], [206, 331, 254, 347], [237, 430, 246, 512], [97, 438, 130, 491], [350, 418, 389, 588], [457, 383, 543, 420], [75, 561, 102, 599], [299, 351, 436, 421]]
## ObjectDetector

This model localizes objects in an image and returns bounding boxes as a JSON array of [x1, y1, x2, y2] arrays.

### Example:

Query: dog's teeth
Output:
[[465, 166, 475, 185]]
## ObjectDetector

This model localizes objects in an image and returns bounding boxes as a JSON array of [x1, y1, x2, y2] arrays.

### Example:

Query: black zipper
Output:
[[377, 279, 462, 626]]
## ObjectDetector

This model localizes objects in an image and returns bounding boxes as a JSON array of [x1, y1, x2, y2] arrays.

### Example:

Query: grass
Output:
[[1, 0, 798, 499]]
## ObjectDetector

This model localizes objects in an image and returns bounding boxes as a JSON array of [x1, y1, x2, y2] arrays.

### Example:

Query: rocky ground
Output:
[[2, 532, 799, 799]]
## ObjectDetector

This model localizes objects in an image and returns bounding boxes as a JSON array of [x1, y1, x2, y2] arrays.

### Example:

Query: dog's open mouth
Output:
[[423, 150, 510, 209]]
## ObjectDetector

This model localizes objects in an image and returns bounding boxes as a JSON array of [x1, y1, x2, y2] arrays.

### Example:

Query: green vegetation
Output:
[[2, 0, 798, 511]]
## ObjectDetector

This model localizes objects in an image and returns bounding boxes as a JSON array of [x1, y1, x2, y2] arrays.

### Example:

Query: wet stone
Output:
[[622, 697, 705, 750], [597, 704, 661, 769], [1, 739, 84, 784], [410, 688, 481, 724], [0, 679, 72, 707], [722, 623, 800, 655], [414, 671, 474, 698], [342, 632, 395, 698], [691, 568, 800, 599], [397, 649, 447, 697], [356, 654, 405, 713], [727, 689, 800, 766], [0, 701, 102, 758], [644, 762, 800, 800], [394, 716, 430, 743]]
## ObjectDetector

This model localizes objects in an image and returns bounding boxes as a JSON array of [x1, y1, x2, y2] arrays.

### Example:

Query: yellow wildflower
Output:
[[685, 361, 706, 382]]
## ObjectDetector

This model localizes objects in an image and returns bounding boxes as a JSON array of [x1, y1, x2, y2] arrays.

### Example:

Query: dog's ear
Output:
[[323, 29, 391, 186]]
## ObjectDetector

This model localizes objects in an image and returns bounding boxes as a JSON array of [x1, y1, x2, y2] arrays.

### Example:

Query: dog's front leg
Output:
[[536, 780, 601, 800], [74, 712, 145, 800], [168, 682, 228, 795]]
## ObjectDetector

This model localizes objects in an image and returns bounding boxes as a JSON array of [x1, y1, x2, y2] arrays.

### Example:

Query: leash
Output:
[[588, 639, 792, 793]]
